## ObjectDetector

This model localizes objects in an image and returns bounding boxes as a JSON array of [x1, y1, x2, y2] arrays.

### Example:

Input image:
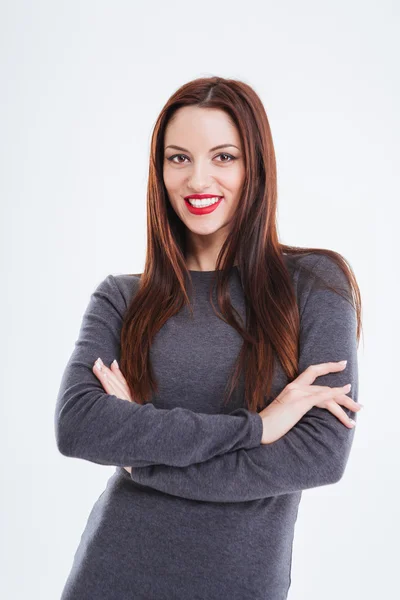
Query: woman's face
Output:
[[163, 106, 245, 238]]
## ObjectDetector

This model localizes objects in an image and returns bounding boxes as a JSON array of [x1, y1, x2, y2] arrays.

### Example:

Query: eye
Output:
[[166, 152, 237, 164], [215, 153, 236, 163], [166, 154, 189, 164]]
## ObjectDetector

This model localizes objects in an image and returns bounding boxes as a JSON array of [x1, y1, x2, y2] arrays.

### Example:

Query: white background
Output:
[[1, 1, 398, 598]]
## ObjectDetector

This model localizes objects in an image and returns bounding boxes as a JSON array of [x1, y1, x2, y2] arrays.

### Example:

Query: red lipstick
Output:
[[184, 194, 224, 215], [184, 194, 223, 200]]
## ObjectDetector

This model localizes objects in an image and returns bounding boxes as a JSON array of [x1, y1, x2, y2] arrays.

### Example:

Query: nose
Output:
[[187, 160, 212, 191]]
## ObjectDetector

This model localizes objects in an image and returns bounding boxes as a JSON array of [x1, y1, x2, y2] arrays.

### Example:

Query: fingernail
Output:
[[112, 359, 119, 369], [339, 360, 347, 365], [95, 357, 103, 371], [349, 418, 356, 426], [358, 404, 364, 409]]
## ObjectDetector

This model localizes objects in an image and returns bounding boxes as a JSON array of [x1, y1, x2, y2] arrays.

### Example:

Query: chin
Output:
[[184, 220, 227, 236]]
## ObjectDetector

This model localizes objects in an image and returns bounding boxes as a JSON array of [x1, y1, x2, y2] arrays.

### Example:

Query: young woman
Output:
[[55, 76, 363, 600]]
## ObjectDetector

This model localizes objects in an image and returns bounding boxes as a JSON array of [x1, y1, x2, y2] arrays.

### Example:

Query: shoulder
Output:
[[283, 251, 353, 315], [284, 251, 350, 286], [92, 273, 142, 314], [112, 273, 142, 309], [284, 250, 338, 272]]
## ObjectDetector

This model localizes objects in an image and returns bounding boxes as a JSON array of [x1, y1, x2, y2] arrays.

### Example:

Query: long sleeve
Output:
[[130, 254, 359, 502], [54, 274, 263, 468]]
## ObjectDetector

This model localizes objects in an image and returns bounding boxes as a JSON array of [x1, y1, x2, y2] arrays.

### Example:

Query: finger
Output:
[[310, 383, 352, 396], [298, 383, 351, 395], [93, 358, 133, 401], [101, 366, 130, 399], [295, 361, 348, 386], [93, 360, 125, 396], [328, 392, 362, 413], [110, 360, 129, 387], [324, 399, 357, 428], [92, 363, 115, 394], [109, 362, 135, 402]]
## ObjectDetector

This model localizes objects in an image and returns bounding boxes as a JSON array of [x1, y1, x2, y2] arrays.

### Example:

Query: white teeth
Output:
[[187, 196, 222, 207]]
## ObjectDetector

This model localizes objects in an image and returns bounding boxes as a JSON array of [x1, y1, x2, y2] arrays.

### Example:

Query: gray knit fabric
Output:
[[55, 252, 358, 599]]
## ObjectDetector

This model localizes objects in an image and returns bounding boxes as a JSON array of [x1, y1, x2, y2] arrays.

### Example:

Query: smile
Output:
[[184, 196, 224, 215]]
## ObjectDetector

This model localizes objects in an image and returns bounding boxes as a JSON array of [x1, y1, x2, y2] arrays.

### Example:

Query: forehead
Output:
[[164, 106, 240, 147]]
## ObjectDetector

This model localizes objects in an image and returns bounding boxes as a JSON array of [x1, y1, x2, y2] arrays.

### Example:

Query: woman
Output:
[[55, 76, 363, 599]]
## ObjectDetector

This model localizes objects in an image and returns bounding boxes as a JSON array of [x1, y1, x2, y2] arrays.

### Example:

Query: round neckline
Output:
[[188, 265, 239, 274]]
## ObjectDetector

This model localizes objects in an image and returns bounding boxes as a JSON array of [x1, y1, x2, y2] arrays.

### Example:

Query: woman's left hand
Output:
[[92, 357, 133, 474]]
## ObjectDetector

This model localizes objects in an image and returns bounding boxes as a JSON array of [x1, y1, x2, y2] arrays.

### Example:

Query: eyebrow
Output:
[[165, 144, 240, 152]]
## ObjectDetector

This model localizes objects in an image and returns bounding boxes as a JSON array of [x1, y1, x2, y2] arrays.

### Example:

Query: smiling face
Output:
[[163, 106, 245, 248]]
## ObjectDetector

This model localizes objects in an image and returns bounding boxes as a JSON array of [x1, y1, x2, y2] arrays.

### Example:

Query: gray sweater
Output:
[[55, 253, 358, 600]]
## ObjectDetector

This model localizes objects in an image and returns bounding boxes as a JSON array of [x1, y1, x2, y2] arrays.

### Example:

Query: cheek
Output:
[[163, 171, 183, 213], [163, 167, 183, 193], [223, 169, 245, 196]]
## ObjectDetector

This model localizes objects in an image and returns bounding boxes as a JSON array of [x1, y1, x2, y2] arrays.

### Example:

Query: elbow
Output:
[[313, 419, 355, 487], [331, 458, 350, 484], [311, 449, 351, 488], [332, 433, 355, 483], [311, 463, 344, 489], [54, 416, 73, 457], [54, 397, 78, 458], [54, 389, 107, 461], [329, 465, 345, 485], [325, 452, 352, 485], [54, 388, 94, 458]]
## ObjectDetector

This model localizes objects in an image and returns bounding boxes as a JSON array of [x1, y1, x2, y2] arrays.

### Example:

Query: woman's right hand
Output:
[[258, 361, 363, 445]]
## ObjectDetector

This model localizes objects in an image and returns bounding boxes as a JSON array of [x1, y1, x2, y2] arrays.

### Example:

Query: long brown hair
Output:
[[120, 76, 362, 413]]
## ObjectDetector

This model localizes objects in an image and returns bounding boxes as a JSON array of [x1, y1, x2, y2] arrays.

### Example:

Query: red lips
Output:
[[184, 194, 223, 200], [184, 195, 224, 215]]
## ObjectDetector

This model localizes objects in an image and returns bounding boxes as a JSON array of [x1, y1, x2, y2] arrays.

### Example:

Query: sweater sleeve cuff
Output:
[[248, 411, 263, 448]]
